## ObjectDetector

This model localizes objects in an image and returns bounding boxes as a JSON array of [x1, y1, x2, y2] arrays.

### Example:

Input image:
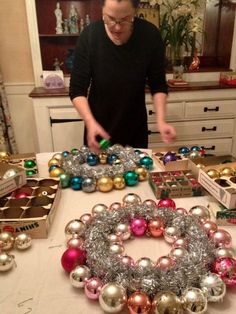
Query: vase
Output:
[[65, 48, 75, 73]]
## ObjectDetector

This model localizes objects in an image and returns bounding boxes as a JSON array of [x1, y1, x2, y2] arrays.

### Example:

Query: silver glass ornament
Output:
[[122, 193, 141, 206], [215, 247, 235, 259], [189, 206, 210, 222], [15, 233, 32, 250], [136, 257, 155, 269], [199, 273, 226, 302], [115, 223, 131, 241], [169, 247, 188, 260], [64, 219, 86, 239], [182, 287, 207, 314], [152, 291, 183, 314], [82, 177, 96, 193], [0, 232, 15, 251], [0, 252, 15, 272], [163, 226, 181, 244], [109, 242, 124, 255], [70, 265, 91, 288], [91, 203, 108, 216], [99, 283, 127, 313]]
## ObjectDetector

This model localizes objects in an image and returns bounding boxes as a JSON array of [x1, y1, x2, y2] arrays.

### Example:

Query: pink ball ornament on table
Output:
[[212, 257, 236, 286], [156, 256, 175, 270], [210, 229, 232, 248], [109, 202, 122, 211], [175, 207, 188, 215], [157, 198, 176, 210], [84, 277, 103, 300], [120, 255, 135, 267], [80, 213, 93, 225], [142, 199, 157, 207], [202, 220, 218, 236], [147, 218, 164, 237], [61, 247, 86, 273], [130, 217, 148, 237]]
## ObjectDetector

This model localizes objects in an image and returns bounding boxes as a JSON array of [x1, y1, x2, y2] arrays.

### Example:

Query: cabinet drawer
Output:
[[146, 102, 184, 122], [148, 119, 234, 142], [148, 138, 233, 156], [185, 100, 236, 119], [49, 107, 80, 120]]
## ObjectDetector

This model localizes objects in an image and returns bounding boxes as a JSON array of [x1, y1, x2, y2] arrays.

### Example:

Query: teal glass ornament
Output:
[[124, 171, 138, 186], [24, 159, 36, 169], [191, 146, 201, 151], [178, 146, 190, 155], [26, 169, 37, 176], [71, 148, 79, 155], [107, 154, 118, 165], [62, 151, 70, 158], [140, 156, 153, 170], [60, 173, 71, 189], [87, 153, 99, 166], [70, 177, 83, 190]]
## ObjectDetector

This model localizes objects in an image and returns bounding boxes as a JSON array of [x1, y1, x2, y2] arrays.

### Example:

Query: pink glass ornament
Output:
[[212, 257, 236, 286], [80, 213, 93, 225], [156, 256, 175, 270], [202, 221, 218, 236], [130, 217, 147, 236], [84, 277, 103, 300], [14, 192, 29, 199], [210, 229, 232, 248], [172, 237, 187, 249], [67, 237, 84, 249], [148, 218, 164, 237], [120, 255, 135, 266], [157, 198, 176, 210], [61, 247, 86, 273], [175, 207, 188, 215], [142, 199, 157, 207], [109, 202, 122, 211]]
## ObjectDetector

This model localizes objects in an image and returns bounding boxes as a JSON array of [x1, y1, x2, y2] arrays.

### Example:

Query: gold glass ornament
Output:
[[48, 158, 61, 167], [196, 164, 205, 169], [99, 283, 127, 313], [49, 167, 64, 177], [135, 167, 148, 181], [181, 287, 207, 314], [91, 203, 108, 216], [0, 151, 10, 162], [113, 175, 126, 190], [97, 176, 113, 192], [52, 153, 63, 162], [152, 291, 183, 314], [199, 273, 226, 302], [64, 219, 86, 239], [207, 169, 220, 179], [98, 152, 108, 164], [109, 242, 124, 255], [220, 167, 234, 177], [0, 232, 15, 251], [122, 193, 141, 206]]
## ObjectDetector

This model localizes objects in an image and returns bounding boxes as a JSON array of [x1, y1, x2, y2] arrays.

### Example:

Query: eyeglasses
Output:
[[103, 14, 134, 27]]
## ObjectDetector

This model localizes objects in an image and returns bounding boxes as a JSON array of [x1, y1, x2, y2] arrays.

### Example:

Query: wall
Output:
[[0, 0, 37, 153]]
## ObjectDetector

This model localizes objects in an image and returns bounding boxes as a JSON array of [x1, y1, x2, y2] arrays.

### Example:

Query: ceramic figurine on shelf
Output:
[[53, 58, 63, 71], [54, 2, 63, 34], [69, 4, 79, 34], [85, 14, 91, 26], [63, 19, 69, 34], [189, 49, 200, 71]]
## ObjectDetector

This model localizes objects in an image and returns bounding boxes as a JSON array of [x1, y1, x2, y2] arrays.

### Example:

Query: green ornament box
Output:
[[208, 201, 236, 226]]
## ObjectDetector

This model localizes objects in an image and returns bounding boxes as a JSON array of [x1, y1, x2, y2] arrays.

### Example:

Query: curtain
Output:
[[0, 71, 18, 154]]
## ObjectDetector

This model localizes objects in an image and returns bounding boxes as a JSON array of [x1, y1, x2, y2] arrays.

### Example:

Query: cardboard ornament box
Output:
[[208, 201, 236, 226], [0, 178, 60, 238]]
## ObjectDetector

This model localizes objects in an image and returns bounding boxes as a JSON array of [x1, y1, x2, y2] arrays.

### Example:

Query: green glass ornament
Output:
[[26, 169, 37, 176], [24, 159, 36, 169], [99, 139, 110, 150], [140, 156, 153, 170], [71, 148, 79, 155], [124, 171, 138, 186], [60, 173, 71, 188]]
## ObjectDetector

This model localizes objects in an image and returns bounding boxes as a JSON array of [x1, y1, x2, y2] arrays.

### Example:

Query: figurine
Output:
[[69, 4, 79, 34], [54, 2, 63, 34], [80, 18, 85, 33], [53, 58, 63, 71], [63, 19, 69, 34], [189, 49, 200, 71], [85, 14, 91, 26]]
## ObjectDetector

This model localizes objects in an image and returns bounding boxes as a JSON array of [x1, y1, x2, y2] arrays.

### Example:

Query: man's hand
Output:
[[158, 122, 176, 144]]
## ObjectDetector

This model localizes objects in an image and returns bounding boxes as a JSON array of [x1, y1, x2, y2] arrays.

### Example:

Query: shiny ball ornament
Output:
[[67, 237, 84, 249], [82, 177, 96, 193], [49, 165, 59, 172], [189, 205, 210, 222], [157, 198, 176, 209], [175, 207, 188, 215], [148, 218, 164, 237], [97, 176, 113, 192], [202, 221, 218, 236], [91, 203, 108, 216], [24, 159, 36, 169], [70, 265, 91, 288], [85, 277, 103, 300], [48, 158, 60, 167], [139, 156, 153, 170], [152, 291, 183, 314], [163, 226, 181, 244], [49, 167, 64, 177], [113, 175, 126, 190], [61, 247, 86, 273], [59, 173, 71, 188], [71, 148, 79, 156], [207, 169, 220, 179], [163, 152, 177, 165], [99, 283, 127, 313], [98, 152, 108, 164], [220, 167, 234, 177], [115, 223, 131, 240], [26, 169, 37, 176], [86, 153, 99, 166], [136, 257, 155, 268], [130, 217, 148, 237], [210, 229, 232, 248], [135, 167, 149, 181], [0, 232, 14, 251], [70, 176, 83, 190], [123, 193, 141, 206], [127, 291, 152, 314], [0, 251, 15, 272], [3, 169, 17, 179], [156, 256, 175, 270], [143, 199, 156, 207], [178, 146, 190, 156], [191, 146, 201, 151], [107, 153, 118, 165], [109, 242, 124, 255], [124, 171, 139, 186], [14, 233, 32, 250], [62, 150, 70, 158], [199, 273, 226, 302], [169, 247, 188, 260], [215, 247, 235, 259], [108, 234, 122, 243], [65, 219, 86, 238], [120, 255, 134, 266], [112, 158, 122, 166], [196, 163, 205, 170], [189, 151, 201, 159], [14, 191, 29, 199], [0, 151, 10, 162], [80, 213, 93, 225], [212, 257, 236, 286], [172, 238, 187, 249], [181, 287, 207, 314], [52, 153, 63, 161], [109, 202, 122, 211]]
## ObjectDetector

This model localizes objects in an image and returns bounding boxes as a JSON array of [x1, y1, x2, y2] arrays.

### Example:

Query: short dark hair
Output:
[[101, 0, 140, 9]]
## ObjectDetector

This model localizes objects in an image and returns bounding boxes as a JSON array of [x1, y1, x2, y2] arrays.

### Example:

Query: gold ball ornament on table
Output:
[[99, 283, 127, 313], [0, 151, 10, 162], [48, 158, 61, 167], [207, 169, 220, 180], [113, 175, 126, 190], [49, 167, 65, 177], [152, 291, 183, 314], [135, 167, 149, 181], [219, 167, 234, 177], [97, 176, 113, 192]]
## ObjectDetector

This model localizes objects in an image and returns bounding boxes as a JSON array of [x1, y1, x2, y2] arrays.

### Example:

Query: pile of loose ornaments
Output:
[[47, 145, 153, 192], [61, 194, 236, 314]]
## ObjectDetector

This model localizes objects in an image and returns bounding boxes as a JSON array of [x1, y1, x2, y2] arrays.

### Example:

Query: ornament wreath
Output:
[[48, 145, 153, 192], [61, 194, 236, 314]]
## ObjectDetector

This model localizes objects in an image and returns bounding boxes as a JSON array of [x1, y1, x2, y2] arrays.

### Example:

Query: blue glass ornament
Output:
[[62, 151, 70, 158], [191, 146, 201, 151], [70, 176, 83, 190], [124, 171, 139, 186], [140, 156, 153, 170], [163, 152, 177, 165], [86, 153, 99, 166], [107, 154, 118, 165], [49, 165, 59, 172], [178, 146, 190, 155]]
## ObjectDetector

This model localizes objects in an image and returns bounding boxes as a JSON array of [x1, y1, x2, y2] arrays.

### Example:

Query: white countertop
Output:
[[1, 152, 236, 314]]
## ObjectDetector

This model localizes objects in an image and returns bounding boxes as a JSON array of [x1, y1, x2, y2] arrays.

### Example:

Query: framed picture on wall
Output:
[[136, 1, 159, 28]]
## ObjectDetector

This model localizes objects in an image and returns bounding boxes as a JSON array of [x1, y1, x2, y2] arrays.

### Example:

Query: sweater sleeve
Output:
[[147, 29, 168, 95], [69, 27, 92, 100]]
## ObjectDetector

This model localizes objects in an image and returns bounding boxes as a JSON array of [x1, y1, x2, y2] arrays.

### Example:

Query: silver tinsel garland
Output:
[[84, 205, 216, 297]]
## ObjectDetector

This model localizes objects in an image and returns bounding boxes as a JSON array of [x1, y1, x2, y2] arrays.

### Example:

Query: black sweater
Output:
[[69, 18, 168, 147]]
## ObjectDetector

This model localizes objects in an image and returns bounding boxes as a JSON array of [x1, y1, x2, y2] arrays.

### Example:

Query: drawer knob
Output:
[[204, 106, 219, 112], [201, 145, 215, 151], [202, 126, 217, 132], [148, 110, 155, 115], [148, 130, 160, 135]]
